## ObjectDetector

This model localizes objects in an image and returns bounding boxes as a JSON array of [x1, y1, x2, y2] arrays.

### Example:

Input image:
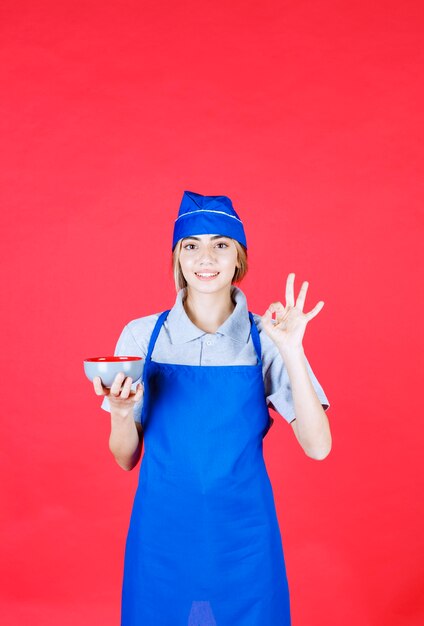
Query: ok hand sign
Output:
[[261, 273, 325, 352]]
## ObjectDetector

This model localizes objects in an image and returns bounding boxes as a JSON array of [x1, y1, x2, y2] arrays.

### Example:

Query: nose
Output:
[[197, 246, 217, 265]]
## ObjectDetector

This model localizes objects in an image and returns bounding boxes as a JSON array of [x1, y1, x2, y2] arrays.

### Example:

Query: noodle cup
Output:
[[84, 356, 144, 388]]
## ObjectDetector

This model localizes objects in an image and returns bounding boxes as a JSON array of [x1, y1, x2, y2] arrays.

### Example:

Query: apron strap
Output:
[[248, 312, 262, 363], [146, 309, 171, 362], [145, 309, 262, 364]]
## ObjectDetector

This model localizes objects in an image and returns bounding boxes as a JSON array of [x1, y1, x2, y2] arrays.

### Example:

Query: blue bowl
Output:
[[84, 356, 144, 388]]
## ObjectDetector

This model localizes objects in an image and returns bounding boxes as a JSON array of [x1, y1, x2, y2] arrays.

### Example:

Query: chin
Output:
[[186, 274, 232, 290]]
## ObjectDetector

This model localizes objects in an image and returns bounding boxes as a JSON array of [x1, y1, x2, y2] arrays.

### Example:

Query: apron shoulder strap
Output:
[[146, 310, 171, 362], [248, 312, 262, 363]]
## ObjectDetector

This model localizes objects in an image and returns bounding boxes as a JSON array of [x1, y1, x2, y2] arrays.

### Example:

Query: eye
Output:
[[183, 243, 197, 250], [216, 242, 228, 248]]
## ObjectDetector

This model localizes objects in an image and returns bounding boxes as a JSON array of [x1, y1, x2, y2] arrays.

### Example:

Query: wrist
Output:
[[278, 344, 305, 362], [111, 406, 134, 422]]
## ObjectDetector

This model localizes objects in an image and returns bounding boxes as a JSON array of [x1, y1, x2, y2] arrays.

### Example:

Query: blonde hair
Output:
[[172, 238, 248, 292]]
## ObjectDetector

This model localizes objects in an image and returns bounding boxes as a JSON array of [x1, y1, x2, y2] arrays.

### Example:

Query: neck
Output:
[[183, 285, 236, 333]]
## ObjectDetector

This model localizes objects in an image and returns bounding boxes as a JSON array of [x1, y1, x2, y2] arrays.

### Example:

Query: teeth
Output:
[[196, 273, 219, 277]]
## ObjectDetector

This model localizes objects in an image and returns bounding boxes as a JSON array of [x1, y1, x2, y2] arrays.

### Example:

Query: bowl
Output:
[[84, 356, 144, 388]]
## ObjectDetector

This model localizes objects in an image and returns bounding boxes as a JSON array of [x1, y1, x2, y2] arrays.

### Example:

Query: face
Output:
[[179, 234, 240, 293]]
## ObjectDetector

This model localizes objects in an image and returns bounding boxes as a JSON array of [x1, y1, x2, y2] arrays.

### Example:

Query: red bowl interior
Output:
[[84, 356, 143, 362]]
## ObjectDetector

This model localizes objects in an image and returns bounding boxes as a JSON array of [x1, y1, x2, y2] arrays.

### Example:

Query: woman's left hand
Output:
[[261, 273, 325, 352]]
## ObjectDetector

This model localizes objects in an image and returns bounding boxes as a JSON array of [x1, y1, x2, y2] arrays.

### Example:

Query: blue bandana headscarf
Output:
[[172, 190, 247, 251]]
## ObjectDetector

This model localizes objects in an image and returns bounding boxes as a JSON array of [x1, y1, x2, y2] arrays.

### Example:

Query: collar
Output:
[[167, 285, 252, 345]]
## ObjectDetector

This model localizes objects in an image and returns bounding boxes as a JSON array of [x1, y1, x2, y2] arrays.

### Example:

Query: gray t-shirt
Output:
[[101, 285, 330, 425]]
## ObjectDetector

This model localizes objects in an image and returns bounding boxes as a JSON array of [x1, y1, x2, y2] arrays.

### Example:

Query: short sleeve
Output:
[[100, 324, 145, 423], [258, 322, 330, 425]]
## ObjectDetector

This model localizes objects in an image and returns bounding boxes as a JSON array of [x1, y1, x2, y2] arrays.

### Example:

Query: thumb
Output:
[[261, 309, 274, 332]]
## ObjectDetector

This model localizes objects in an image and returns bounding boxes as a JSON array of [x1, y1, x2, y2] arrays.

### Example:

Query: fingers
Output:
[[266, 301, 286, 318], [295, 281, 309, 311], [93, 376, 106, 396], [110, 372, 144, 401], [119, 375, 134, 399], [261, 309, 273, 331], [285, 273, 295, 308], [306, 301, 325, 320], [110, 372, 127, 397], [134, 383, 144, 401], [262, 308, 286, 332]]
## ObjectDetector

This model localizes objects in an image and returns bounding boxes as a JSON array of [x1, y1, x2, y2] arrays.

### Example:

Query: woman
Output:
[[94, 190, 332, 625]]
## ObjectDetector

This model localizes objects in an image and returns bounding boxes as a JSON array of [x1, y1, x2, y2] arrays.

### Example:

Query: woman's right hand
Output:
[[93, 372, 144, 418]]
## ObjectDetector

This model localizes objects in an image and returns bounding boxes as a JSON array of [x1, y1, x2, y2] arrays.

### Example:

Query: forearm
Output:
[[279, 346, 332, 460], [109, 408, 142, 471]]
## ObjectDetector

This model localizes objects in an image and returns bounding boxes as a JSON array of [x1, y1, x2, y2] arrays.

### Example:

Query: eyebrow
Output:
[[182, 235, 230, 242]]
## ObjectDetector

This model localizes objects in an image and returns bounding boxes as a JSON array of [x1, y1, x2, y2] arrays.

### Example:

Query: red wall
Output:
[[1, 1, 422, 624]]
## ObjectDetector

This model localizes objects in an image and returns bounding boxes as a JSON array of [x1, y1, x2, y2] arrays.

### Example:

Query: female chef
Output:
[[94, 190, 331, 626]]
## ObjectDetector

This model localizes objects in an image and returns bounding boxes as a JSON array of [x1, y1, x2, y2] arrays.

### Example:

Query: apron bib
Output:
[[121, 310, 291, 625]]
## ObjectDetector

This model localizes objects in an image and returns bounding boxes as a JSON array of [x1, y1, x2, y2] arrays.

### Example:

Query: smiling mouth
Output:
[[195, 272, 220, 279]]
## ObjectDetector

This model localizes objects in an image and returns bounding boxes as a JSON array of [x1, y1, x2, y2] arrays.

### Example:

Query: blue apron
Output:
[[121, 310, 291, 625]]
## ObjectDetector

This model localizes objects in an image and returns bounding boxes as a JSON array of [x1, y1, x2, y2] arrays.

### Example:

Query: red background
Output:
[[1, 1, 422, 624]]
